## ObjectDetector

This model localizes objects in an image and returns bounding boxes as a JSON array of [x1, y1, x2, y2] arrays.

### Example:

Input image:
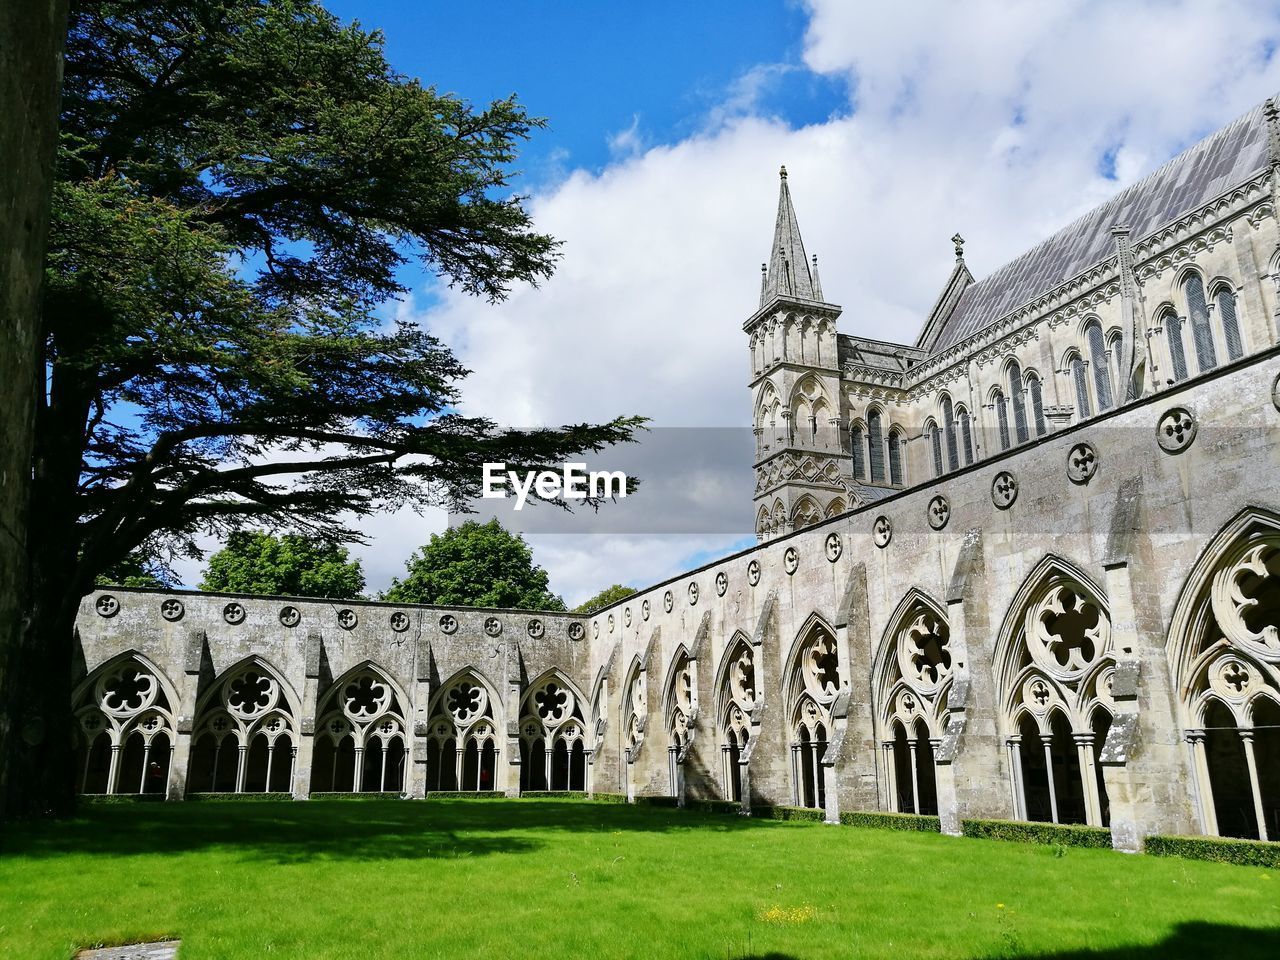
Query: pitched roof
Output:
[[926, 98, 1274, 354]]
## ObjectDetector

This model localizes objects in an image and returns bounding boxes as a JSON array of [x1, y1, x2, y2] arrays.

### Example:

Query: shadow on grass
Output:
[[0, 798, 783, 865], [982, 921, 1280, 960]]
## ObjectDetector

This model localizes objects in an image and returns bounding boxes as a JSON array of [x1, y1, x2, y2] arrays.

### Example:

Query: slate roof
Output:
[[763, 166, 819, 302], [928, 98, 1273, 354]]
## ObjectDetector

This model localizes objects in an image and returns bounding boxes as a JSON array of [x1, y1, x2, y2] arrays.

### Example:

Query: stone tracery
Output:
[[188, 660, 297, 795], [426, 673, 499, 792], [312, 665, 406, 794], [74, 655, 175, 796], [519, 673, 588, 792]]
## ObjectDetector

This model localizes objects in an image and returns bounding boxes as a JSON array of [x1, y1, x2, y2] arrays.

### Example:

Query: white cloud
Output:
[[184, 2, 1280, 605]]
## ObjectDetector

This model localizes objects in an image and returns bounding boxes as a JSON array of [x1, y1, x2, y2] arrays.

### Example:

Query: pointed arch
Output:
[[521, 668, 588, 792], [193, 654, 302, 724]]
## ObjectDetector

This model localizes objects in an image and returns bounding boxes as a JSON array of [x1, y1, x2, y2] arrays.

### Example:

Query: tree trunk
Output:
[[0, 0, 71, 818]]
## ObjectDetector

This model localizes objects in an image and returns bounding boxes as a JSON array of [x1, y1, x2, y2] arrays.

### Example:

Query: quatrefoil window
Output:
[[535, 683, 570, 722], [1035, 586, 1104, 674], [446, 683, 485, 723], [227, 671, 274, 718], [344, 675, 390, 719], [101, 667, 156, 715], [901, 612, 951, 687]]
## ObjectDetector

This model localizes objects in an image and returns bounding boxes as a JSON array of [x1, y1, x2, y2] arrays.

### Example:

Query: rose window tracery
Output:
[[98, 665, 158, 717], [445, 681, 487, 725], [896, 611, 951, 691], [226, 670, 277, 719], [343, 674, 391, 720], [1214, 540, 1280, 656], [803, 629, 840, 700], [1027, 584, 1108, 679]]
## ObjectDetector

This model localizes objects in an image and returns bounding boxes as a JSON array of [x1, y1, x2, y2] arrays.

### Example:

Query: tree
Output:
[[14, 0, 642, 816], [96, 553, 172, 589], [201, 531, 365, 599], [0, 0, 71, 817], [573, 584, 636, 615], [383, 520, 565, 611]]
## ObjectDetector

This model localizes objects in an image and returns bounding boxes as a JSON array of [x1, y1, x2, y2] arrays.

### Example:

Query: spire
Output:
[[762, 165, 818, 303]]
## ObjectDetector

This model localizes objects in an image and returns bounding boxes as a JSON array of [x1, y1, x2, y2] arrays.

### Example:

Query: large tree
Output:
[[11, 0, 641, 816], [573, 584, 636, 615], [0, 0, 71, 817], [200, 531, 365, 599], [382, 520, 565, 611]]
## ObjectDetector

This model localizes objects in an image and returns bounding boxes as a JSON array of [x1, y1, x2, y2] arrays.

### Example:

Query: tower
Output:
[[747, 167, 847, 541]]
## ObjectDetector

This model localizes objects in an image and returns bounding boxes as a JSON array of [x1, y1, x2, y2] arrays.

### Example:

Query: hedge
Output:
[[185, 792, 292, 802], [308, 791, 404, 801], [519, 790, 590, 800], [686, 799, 744, 815], [961, 818, 1112, 848], [752, 805, 827, 822], [588, 792, 628, 804], [840, 810, 941, 832], [1146, 833, 1280, 868], [78, 794, 167, 805], [632, 795, 680, 808], [424, 791, 510, 800]]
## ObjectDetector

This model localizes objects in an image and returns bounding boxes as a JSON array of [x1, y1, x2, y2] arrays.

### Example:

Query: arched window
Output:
[[665, 651, 697, 795], [887, 429, 904, 486], [997, 563, 1114, 827], [1070, 355, 1091, 419], [1085, 322, 1113, 412], [1107, 331, 1125, 402], [850, 424, 866, 481], [1184, 273, 1217, 373], [312, 667, 407, 795], [1163, 309, 1188, 383], [1027, 374, 1047, 437], [992, 389, 1011, 450], [926, 420, 943, 478], [73, 656, 175, 796], [1007, 360, 1029, 444], [867, 408, 885, 484], [1214, 285, 1245, 362], [941, 395, 958, 470], [957, 407, 974, 465], [426, 674, 500, 793], [188, 661, 297, 795], [718, 637, 755, 803], [787, 618, 839, 810], [520, 674, 588, 792]]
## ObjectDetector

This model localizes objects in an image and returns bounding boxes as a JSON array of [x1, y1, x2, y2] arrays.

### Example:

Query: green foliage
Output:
[[94, 552, 172, 589], [423, 791, 510, 800], [686, 799, 743, 815], [961, 818, 1113, 848], [1146, 834, 1280, 868], [586, 792, 628, 804], [35, 0, 645, 597], [572, 584, 636, 615], [183, 792, 292, 803], [5, 800, 1280, 959], [839, 810, 941, 832], [307, 792, 403, 801], [751, 805, 826, 822], [630, 795, 680, 808], [200, 530, 365, 599], [382, 519, 565, 610], [519, 791, 591, 800]]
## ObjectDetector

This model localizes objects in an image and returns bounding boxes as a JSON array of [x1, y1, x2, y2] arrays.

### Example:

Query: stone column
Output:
[[168, 628, 205, 801], [292, 631, 323, 800]]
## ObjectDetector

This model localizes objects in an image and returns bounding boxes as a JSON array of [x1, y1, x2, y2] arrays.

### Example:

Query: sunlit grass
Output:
[[0, 798, 1276, 959]]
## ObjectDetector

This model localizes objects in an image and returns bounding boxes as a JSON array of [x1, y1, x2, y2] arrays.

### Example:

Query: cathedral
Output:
[[73, 94, 1280, 851]]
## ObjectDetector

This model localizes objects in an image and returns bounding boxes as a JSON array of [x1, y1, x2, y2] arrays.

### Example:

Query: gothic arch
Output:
[[73, 651, 179, 796], [621, 656, 647, 763], [520, 669, 588, 792], [783, 613, 839, 810], [312, 661, 409, 794], [790, 495, 822, 530], [424, 667, 503, 792], [188, 655, 300, 795], [993, 555, 1113, 827], [713, 633, 756, 796], [1165, 506, 1280, 840]]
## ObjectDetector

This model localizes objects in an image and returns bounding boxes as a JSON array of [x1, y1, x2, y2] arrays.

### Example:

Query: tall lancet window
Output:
[[927, 422, 943, 478], [1007, 361, 1029, 443], [867, 409, 885, 484], [1070, 356, 1091, 419], [993, 389, 1010, 451], [941, 396, 958, 471], [958, 408, 974, 465], [1215, 285, 1244, 361], [1028, 374, 1047, 437], [888, 429, 904, 486], [1085, 322, 1113, 412], [851, 424, 866, 482], [1184, 274, 1217, 373], [1163, 309, 1188, 382]]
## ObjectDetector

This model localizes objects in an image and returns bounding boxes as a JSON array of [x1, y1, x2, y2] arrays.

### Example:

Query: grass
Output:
[[0, 799, 1277, 960]]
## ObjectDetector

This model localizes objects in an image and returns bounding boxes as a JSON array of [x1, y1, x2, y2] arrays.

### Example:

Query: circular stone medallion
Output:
[[873, 515, 892, 548], [927, 495, 950, 530], [1156, 407, 1197, 454], [992, 471, 1018, 509]]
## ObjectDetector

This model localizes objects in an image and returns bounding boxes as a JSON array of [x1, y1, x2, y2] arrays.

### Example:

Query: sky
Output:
[[178, 0, 1280, 605]]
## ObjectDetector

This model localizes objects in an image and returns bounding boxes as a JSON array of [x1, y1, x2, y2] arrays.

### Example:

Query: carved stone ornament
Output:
[[873, 515, 892, 548], [1067, 442, 1098, 484], [664, 590, 674, 613], [592, 619, 600, 639], [95, 594, 120, 618], [1207, 655, 1259, 702], [992, 471, 1018, 509], [1209, 536, 1280, 661], [527, 618, 544, 639], [223, 601, 246, 625], [567, 621, 585, 641], [825, 532, 842, 562], [389, 611, 410, 633], [747, 559, 761, 586], [895, 609, 951, 694], [715, 571, 728, 596], [439, 614, 459, 634], [337, 608, 358, 630], [641, 599, 651, 621], [624, 606, 632, 626], [160, 598, 185, 622], [476, 616, 498, 637], [927, 495, 950, 530], [784, 546, 799, 575], [279, 605, 301, 628], [1025, 582, 1110, 681], [1156, 406, 1197, 453], [607, 613, 615, 633]]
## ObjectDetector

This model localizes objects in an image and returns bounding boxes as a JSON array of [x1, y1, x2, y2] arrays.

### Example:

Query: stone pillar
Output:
[[831, 564, 879, 814], [292, 631, 323, 800], [168, 629, 205, 801], [408, 636, 432, 798]]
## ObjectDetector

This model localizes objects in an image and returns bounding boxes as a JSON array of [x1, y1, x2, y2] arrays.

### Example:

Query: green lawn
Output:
[[1, 799, 1276, 960]]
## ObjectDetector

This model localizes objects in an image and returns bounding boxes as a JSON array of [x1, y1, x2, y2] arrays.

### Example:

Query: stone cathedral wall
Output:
[[76, 347, 1280, 850]]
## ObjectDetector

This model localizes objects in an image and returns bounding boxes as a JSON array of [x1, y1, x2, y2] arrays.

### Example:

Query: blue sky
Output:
[[172, 1, 1280, 604]]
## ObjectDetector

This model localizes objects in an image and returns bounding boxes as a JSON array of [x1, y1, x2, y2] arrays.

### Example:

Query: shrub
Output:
[[308, 791, 404, 801], [77, 794, 167, 805], [184, 792, 292, 802], [752, 805, 826, 822], [961, 818, 1111, 848], [840, 810, 940, 832], [424, 791, 510, 800], [519, 791, 590, 800], [686, 799, 743, 815], [633, 795, 680, 808], [589, 792, 628, 804], [1146, 833, 1280, 868]]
